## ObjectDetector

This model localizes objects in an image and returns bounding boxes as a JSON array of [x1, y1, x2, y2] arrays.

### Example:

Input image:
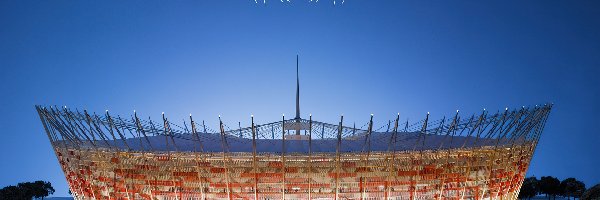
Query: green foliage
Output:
[[582, 184, 600, 200], [519, 177, 539, 199], [0, 181, 54, 200], [560, 178, 586, 199]]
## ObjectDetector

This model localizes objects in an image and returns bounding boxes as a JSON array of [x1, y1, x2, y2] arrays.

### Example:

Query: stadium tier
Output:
[[36, 104, 551, 200]]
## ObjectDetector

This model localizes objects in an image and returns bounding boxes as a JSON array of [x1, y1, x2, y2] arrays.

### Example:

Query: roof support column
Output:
[[308, 114, 313, 200], [281, 115, 286, 200], [386, 113, 400, 200], [190, 114, 205, 200], [219, 117, 232, 200], [251, 115, 258, 200], [335, 115, 343, 200], [362, 114, 374, 200]]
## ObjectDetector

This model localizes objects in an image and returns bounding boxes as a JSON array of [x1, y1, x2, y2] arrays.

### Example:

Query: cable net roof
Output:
[[36, 105, 552, 153]]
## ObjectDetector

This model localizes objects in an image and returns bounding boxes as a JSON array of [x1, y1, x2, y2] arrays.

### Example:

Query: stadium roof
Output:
[[36, 105, 551, 153]]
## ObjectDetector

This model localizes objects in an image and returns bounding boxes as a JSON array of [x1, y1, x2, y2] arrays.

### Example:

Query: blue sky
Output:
[[1, 0, 599, 197]]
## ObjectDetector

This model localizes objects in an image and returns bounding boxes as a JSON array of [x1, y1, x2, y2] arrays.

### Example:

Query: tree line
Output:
[[518, 176, 600, 200], [0, 181, 54, 200], [2, 179, 599, 200]]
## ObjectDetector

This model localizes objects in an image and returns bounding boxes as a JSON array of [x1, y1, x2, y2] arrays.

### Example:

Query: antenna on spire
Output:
[[295, 54, 301, 120]]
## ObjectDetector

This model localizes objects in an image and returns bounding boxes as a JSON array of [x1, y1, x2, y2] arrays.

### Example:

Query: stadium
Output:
[[36, 62, 552, 200]]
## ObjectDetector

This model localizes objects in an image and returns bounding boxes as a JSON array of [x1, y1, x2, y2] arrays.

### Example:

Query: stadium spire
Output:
[[295, 54, 300, 120]]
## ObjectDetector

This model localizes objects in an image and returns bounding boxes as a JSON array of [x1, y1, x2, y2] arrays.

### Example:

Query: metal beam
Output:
[[219, 116, 232, 200], [251, 115, 258, 200], [308, 114, 313, 200], [335, 115, 343, 200], [386, 113, 400, 200], [281, 115, 286, 200]]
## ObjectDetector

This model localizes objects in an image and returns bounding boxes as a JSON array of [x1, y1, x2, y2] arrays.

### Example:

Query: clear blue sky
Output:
[[1, 0, 598, 197]]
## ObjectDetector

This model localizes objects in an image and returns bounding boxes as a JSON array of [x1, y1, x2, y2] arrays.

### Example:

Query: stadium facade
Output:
[[37, 60, 552, 200]]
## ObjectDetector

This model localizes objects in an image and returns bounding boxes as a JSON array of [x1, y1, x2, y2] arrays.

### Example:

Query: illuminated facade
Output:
[[37, 103, 551, 200]]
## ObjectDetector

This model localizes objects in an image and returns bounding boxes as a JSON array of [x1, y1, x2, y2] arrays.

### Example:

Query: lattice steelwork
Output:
[[36, 104, 551, 200]]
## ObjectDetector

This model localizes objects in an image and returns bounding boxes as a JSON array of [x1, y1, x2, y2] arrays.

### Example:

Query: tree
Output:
[[582, 184, 600, 200], [560, 178, 586, 200], [519, 177, 540, 199], [0, 185, 28, 200], [0, 181, 54, 200], [539, 176, 561, 199], [30, 181, 55, 200]]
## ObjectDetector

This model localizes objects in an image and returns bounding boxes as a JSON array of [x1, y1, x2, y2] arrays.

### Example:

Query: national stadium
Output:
[[36, 59, 552, 200]]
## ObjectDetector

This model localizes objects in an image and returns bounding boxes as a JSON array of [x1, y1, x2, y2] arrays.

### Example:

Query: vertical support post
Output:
[[496, 107, 508, 146], [321, 124, 325, 139], [335, 115, 343, 200], [251, 115, 259, 200], [362, 114, 374, 200], [120, 115, 142, 151], [421, 112, 430, 150], [281, 114, 286, 200], [414, 112, 429, 199], [190, 115, 204, 152], [308, 114, 313, 200], [440, 110, 460, 150], [402, 120, 415, 200], [134, 111, 154, 151], [102, 110, 119, 149], [484, 109, 509, 200], [295, 54, 301, 121], [103, 110, 125, 199], [106, 111, 130, 150], [219, 116, 232, 200], [386, 120, 391, 132], [239, 122, 243, 138], [161, 113, 171, 152], [473, 109, 489, 146], [148, 117, 157, 137], [190, 114, 205, 200], [360, 177, 364, 200], [162, 113, 178, 152], [366, 114, 374, 165], [386, 113, 400, 200]]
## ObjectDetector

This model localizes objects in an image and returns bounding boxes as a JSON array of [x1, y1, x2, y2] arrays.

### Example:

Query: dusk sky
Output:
[[1, 0, 599, 197]]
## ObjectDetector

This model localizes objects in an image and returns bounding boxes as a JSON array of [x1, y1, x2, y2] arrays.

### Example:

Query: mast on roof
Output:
[[295, 54, 301, 121], [294, 55, 303, 136]]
